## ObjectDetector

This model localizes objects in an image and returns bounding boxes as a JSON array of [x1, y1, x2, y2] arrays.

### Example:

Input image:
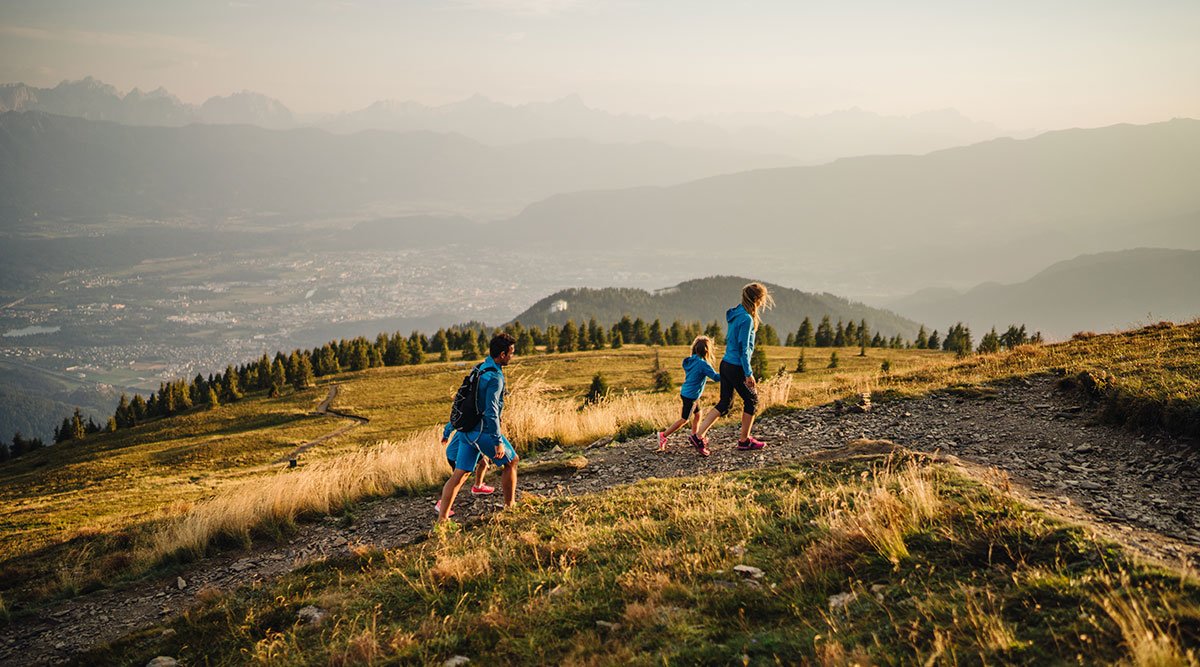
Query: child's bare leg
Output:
[[661, 417, 688, 438], [690, 409, 700, 434], [694, 408, 721, 439], [473, 459, 489, 488]]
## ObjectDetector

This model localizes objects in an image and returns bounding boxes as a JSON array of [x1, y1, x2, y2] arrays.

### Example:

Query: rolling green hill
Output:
[[509, 275, 924, 339]]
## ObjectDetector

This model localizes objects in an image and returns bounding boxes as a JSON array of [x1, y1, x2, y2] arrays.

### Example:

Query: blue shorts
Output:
[[449, 431, 518, 472]]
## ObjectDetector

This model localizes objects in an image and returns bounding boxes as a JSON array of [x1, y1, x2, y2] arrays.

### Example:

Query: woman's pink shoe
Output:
[[736, 437, 765, 451]]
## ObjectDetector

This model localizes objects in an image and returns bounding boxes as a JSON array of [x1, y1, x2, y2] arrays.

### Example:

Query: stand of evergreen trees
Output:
[[0, 432, 47, 463], [32, 313, 1042, 452]]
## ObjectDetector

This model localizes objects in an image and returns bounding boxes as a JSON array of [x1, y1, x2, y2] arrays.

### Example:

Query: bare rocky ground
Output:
[[2, 375, 1197, 666]]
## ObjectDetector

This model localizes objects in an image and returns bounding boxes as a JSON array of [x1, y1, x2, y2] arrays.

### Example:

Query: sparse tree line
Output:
[[27, 314, 1041, 452]]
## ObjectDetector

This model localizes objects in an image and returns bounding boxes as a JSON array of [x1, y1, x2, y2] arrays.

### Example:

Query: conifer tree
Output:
[[107, 417, 118, 433], [648, 319, 665, 346], [576, 323, 589, 351], [759, 323, 780, 346], [834, 320, 846, 347], [584, 373, 609, 405], [668, 320, 685, 346], [114, 393, 131, 428], [611, 330, 623, 349], [618, 315, 634, 343], [844, 320, 858, 345], [632, 318, 649, 344], [815, 316, 834, 347], [461, 330, 480, 361], [544, 325, 559, 353], [915, 325, 928, 349], [828, 351, 839, 369], [927, 330, 940, 350], [516, 329, 536, 356], [294, 354, 315, 389], [223, 365, 243, 402], [408, 331, 425, 365], [751, 347, 769, 379], [559, 320, 579, 352], [70, 408, 87, 440], [435, 330, 451, 362], [705, 320, 724, 345], [785, 332, 796, 347], [978, 327, 1001, 354], [257, 354, 273, 391], [130, 394, 148, 422], [858, 320, 869, 356], [797, 316, 815, 347], [207, 386, 221, 409], [795, 350, 807, 372]]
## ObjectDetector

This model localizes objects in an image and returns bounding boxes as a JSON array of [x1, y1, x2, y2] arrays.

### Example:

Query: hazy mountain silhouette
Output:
[[323, 94, 1011, 161], [0, 111, 791, 221], [884, 249, 1200, 340], [509, 276, 922, 339], [0, 77, 294, 129], [503, 119, 1200, 292]]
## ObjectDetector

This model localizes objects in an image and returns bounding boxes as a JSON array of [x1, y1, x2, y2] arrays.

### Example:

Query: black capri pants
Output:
[[715, 360, 758, 416]]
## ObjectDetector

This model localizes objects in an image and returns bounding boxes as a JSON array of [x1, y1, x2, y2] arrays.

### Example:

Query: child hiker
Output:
[[691, 282, 774, 453], [657, 335, 720, 453]]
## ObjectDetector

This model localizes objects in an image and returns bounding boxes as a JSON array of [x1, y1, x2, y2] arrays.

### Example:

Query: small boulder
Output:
[[828, 592, 856, 612], [176, 577, 187, 590], [595, 620, 622, 631], [443, 657, 471, 667], [146, 658, 178, 667], [733, 565, 764, 580], [297, 605, 327, 626]]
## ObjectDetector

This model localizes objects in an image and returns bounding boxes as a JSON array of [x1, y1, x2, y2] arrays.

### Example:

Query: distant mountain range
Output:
[[503, 118, 1200, 293], [508, 276, 923, 340], [0, 77, 295, 129], [0, 77, 1015, 162], [884, 248, 1200, 340], [0, 111, 790, 221]]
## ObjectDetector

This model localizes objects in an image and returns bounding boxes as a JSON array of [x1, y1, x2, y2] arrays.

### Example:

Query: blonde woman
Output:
[[656, 335, 720, 451], [691, 282, 774, 453]]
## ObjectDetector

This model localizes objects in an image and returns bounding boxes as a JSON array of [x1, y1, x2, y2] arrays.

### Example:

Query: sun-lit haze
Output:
[[2, 0, 1198, 130]]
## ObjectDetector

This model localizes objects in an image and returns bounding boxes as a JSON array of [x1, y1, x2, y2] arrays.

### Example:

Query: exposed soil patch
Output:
[[3, 375, 1197, 665]]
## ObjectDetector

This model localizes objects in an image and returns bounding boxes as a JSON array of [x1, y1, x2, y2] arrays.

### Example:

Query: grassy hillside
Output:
[[509, 275, 923, 339], [86, 448, 1200, 665], [2, 320, 1197, 622]]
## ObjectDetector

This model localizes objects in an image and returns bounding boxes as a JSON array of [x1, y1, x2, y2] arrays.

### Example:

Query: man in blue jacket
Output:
[[437, 332, 519, 521]]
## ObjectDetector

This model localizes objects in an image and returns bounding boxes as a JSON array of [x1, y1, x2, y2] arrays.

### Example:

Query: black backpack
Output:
[[449, 364, 494, 432]]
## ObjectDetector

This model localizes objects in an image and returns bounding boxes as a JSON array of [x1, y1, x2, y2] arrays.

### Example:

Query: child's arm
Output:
[[441, 421, 454, 443], [704, 361, 720, 382]]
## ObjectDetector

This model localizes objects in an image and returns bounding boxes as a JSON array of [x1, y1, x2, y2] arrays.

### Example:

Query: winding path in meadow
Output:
[[3, 376, 1199, 665], [273, 384, 370, 464]]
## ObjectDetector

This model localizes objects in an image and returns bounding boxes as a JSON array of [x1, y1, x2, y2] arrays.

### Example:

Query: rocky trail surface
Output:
[[2, 375, 1197, 665]]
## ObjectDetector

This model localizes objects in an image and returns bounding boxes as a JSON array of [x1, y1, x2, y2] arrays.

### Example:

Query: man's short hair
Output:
[[490, 332, 517, 358]]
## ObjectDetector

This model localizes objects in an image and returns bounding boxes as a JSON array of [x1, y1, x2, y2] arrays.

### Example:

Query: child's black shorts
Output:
[[680, 396, 702, 420]]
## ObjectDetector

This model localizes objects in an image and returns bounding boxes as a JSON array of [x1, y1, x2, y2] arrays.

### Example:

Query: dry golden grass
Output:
[[147, 427, 446, 563], [814, 453, 942, 566], [504, 370, 792, 451], [1099, 577, 1200, 667]]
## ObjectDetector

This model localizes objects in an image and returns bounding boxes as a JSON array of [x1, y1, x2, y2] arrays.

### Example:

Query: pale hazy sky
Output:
[[1, 0, 1197, 130]]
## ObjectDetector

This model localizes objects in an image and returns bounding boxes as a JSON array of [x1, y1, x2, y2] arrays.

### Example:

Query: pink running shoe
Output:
[[689, 433, 711, 457], [736, 437, 766, 451], [433, 501, 456, 518], [471, 484, 495, 496], [657, 431, 669, 450]]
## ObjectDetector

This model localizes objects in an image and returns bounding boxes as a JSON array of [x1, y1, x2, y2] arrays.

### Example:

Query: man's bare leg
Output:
[[438, 469, 470, 521], [501, 461, 517, 507]]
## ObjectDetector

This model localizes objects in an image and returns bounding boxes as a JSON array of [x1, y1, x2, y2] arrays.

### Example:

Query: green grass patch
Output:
[[84, 451, 1200, 666]]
